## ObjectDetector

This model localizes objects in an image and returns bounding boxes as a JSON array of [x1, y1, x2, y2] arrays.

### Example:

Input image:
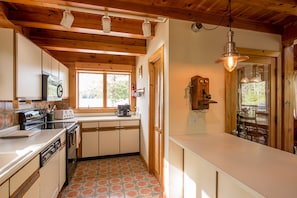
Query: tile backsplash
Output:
[[0, 99, 70, 130]]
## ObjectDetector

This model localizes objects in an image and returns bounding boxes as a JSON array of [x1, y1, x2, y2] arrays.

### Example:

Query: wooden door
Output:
[[149, 46, 164, 188]]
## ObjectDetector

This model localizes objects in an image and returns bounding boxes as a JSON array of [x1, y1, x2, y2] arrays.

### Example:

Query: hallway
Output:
[[58, 155, 162, 198]]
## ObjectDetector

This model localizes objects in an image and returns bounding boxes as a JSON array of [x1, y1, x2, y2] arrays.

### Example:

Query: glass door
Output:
[[237, 63, 270, 145]]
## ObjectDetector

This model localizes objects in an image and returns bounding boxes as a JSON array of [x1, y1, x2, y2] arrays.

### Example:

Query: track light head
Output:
[[191, 22, 203, 32], [60, 9, 74, 29], [102, 12, 111, 33], [142, 19, 151, 38]]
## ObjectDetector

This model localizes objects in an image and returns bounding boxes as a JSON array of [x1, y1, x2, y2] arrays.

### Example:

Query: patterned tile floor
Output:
[[58, 155, 163, 198]]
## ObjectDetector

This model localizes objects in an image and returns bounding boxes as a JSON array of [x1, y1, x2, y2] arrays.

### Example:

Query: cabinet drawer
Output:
[[82, 122, 98, 129], [10, 155, 39, 196], [120, 120, 139, 127], [99, 121, 119, 127]]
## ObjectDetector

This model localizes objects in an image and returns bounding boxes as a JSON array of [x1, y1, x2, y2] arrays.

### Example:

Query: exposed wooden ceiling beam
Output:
[[30, 37, 146, 56], [8, 9, 155, 39], [51, 0, 282, 34], [234, 0, 297, 16], [2, 0, 282, 34], [48, 51, 136, 66]]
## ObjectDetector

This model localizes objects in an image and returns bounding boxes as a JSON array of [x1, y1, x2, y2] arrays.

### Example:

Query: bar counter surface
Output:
[[170, 132, 297, 198]]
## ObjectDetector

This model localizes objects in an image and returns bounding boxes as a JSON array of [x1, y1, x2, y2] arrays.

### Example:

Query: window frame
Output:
[[77, 71, 131, 109], [70, 63, 136, 113]]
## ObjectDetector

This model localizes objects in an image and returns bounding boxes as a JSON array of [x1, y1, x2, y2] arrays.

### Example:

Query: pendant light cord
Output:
[[201, 0, 232, 31], [228, 0, 232, 31]]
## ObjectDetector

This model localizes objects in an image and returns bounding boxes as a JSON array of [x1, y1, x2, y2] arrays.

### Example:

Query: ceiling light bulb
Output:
[[142, 19, 151, 37], [102, 13, 111, 33], [60, 10, 74, 29]]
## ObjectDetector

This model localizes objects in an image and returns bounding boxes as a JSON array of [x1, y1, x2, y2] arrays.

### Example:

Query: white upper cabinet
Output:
[[0, 28, 14, 101], [59, 63, 69, 99], [42, 51, 52, 75], [16, 33, 42, 100], [51, 58, 59, 78]]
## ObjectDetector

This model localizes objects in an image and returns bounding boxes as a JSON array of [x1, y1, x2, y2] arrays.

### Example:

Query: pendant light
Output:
[[216, 0, 249, 72]]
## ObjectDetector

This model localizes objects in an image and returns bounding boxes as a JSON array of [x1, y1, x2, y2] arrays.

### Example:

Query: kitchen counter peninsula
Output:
[[170, 132, 297, 198]]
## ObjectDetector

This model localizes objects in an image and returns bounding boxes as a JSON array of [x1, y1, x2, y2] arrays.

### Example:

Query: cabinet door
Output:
[[0, 28, 14, 100], [51, 58, 59, 79], [59, 64, 69, 99], [184, 150, 216, 198], [82, 132, 99, 157], [23, 177, 40, 198], [42, 51, 52, 75], [99, 130, 119, 156], [0, 180, 9, 198], [16, 33, 42, 100], [120, 129, 139, 153], [59, 145, 66, 190], [82, 122, 99, 158]]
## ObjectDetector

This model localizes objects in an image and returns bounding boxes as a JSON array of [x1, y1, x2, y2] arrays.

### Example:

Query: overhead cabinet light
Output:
[[60, 9, 74, 29]]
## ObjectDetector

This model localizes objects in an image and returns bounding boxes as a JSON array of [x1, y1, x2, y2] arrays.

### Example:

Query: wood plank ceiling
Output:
[[0, 0, 296, 68]]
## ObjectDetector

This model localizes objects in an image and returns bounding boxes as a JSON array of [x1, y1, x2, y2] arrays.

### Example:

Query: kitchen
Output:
[[0, 0, 297, 198]]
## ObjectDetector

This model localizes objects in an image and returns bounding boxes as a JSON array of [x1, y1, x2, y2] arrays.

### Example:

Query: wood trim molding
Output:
[[238, 48, 281, 57]]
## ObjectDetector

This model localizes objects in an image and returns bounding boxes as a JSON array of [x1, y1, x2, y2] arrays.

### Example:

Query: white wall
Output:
[[136, 20, 169, 165], [137, 18, 282, 198]]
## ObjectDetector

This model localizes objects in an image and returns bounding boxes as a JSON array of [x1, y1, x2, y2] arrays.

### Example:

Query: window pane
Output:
[[106, 74, 130, 107], [78, 73, 103, 108]]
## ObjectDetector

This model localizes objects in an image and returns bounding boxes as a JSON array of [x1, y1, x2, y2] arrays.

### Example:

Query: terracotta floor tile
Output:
[[59, 155, 162, 197]]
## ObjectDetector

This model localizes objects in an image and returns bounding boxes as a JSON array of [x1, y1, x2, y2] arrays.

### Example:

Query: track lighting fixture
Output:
[[60, 9, 74, 29], [142, 19, 151, 37], [216, 0, 249, 72], [102, 12, 111, 33]]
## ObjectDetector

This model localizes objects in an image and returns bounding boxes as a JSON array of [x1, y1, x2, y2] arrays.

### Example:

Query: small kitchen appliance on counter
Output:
[[117, 104, 131, 117], [54, 109, 75, 120]]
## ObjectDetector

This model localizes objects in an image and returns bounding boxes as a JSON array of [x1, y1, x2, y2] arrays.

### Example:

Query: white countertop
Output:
[[170, 132, 297, 198], [55, 115, 140, 122], [0, 128, 65, 184]]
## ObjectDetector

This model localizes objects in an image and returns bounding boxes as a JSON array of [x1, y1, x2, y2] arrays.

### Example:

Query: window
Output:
[[241, 81, 266, 107], [78, 72, 130, 108]]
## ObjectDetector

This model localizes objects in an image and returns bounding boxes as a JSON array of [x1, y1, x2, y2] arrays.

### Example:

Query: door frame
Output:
[[225, 48, 281, 148], [148, 45, 164, 189]]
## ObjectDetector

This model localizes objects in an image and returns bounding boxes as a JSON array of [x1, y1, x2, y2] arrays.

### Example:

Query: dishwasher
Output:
[[39, 138, 61, 198]]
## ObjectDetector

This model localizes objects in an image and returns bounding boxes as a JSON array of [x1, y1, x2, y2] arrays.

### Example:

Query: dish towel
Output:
[[76, 125, 81, 148]]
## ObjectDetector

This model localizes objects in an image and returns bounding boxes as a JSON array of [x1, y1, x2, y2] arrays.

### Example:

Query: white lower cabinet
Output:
[[184, 149, 217, 198], [120, 129, 139, 153], [99, 130, 120, 155], [59, 134, 66, 190], [82, 122, 99, 158], [0, 180, 9, 198], [10, 155, 40, 198], [40, 152, 59, 198], [81, 119, 140, 158]]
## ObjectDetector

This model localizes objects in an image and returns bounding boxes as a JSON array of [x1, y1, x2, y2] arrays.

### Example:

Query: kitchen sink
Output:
[[0, 150, 32, 174]]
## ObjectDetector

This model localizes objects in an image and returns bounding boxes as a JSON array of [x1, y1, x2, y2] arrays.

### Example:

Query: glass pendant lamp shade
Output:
[[216, 30, 249, 72]]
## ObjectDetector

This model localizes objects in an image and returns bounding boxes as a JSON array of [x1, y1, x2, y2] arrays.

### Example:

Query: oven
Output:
[[19, 109, 78, 185]]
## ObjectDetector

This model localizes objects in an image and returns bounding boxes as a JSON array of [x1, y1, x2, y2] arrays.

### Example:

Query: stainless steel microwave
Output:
[[42, 74, 63, 101]]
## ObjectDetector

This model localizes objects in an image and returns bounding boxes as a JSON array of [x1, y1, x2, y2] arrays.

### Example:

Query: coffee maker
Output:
[[117, 104, 131, 117]]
